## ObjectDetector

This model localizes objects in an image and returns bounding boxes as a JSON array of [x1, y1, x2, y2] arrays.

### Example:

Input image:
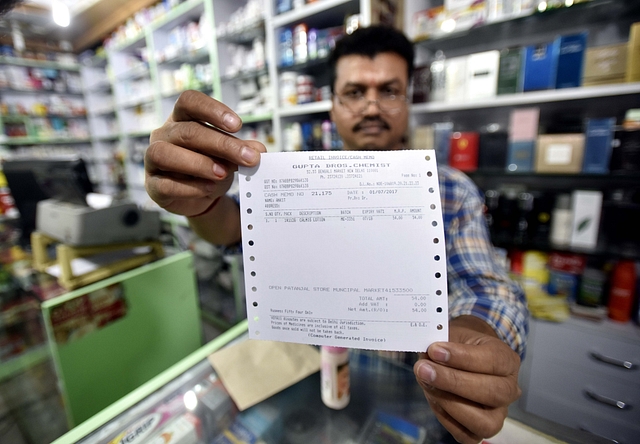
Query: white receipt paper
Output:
[[238, 150, 448, 352]]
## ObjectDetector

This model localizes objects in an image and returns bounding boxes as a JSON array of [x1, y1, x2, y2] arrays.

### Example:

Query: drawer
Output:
[[525, 359, 640, 425], [528, 320, 640, 384], [525, 390, 640, 444]]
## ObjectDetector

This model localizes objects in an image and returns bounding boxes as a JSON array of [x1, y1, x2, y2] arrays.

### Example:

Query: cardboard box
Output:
[[449, 131, 479, 171], [434, 122, 453, 165], [497, 47, 524, 95], [466, 50, 500, 100], [570, 190, 603, 250], [582, 117, 616, 174], [535, 134, 586, 173], [445, 56, 468, 103], [479, 131, 509, 170], [626, 22, 640, 82], [555, 32, 588, 89], [523, 42, 558, 91], [507, 107, 539, 172], [411, 7, 445, 41], [412, 125, 434, 150], [583, 43, 628, 86]]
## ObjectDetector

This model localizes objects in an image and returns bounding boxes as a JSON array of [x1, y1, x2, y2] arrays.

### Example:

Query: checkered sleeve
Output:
[[439, 166, 529, 359]]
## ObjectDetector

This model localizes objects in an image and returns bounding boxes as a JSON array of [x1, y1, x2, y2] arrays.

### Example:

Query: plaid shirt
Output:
[[439, 165, 529, 358]]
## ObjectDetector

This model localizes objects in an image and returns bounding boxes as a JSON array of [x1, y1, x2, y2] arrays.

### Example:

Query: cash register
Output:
[[3, 156, 160, 246]]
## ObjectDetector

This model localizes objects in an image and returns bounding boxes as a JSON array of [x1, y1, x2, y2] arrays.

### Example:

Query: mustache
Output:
[[352, 117, 391, 132]]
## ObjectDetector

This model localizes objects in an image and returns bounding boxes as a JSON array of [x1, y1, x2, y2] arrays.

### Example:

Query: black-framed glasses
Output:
[[335, 92, 408, 116]]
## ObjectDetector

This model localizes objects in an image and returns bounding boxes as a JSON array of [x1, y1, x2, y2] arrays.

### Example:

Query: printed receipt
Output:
[[238, 150, 448, 352]]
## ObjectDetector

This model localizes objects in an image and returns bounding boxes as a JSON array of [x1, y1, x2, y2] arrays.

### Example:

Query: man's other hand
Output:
[[414, 316, 522, 444]]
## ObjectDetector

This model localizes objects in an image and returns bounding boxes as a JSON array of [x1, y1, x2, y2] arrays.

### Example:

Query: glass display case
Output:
[[52, 320, 613, 444], [52, 320, 446, 444]]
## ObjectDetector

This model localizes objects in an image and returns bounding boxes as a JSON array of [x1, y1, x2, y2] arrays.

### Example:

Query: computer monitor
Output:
[[2, 156, 94, 244]]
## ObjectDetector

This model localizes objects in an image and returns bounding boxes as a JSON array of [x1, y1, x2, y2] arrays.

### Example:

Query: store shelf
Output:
[[119, 96, 155, 109], [468, 170, 640, 190], [93, 134, 120, 141], [0, 345, 50, 383], [279, 100, 331, 117], [151, 0, 205, 33], [272, 0, 356, 27], [87, 79, 112, 92], [2, 114, 87, 120], [0, 56, 80, 71], [0, 88, 84, 97], [2, 136, 91, 145], [161, 84, 213, 99], [240, 113, 274, 123], [124, 131, 151, 138], [88, 108, 116, 117], [217, 20, 265, 45], [157, 46, 209, 66], [221, 66, 268, 82], [411, 82, 640, 113], [114, 64, 149, 82]]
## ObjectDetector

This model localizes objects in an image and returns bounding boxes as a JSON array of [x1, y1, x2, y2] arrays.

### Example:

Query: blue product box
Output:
[[548, 269, 580, 302], [555, 32, 588, 89], [506, 140, 535, 172], [433, 122, 453, 165], [522, 42, 559, 92], [582, 117, 616, 173]]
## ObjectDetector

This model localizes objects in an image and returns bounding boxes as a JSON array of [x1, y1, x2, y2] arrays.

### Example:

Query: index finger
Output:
[[427, 339, 520, 376], [171, 90, 242, 133]]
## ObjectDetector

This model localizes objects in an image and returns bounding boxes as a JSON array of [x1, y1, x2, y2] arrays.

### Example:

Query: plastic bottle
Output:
[[293, 23, 308, 64], [321, 346, 350, 409], [607, 260, 637, 322]]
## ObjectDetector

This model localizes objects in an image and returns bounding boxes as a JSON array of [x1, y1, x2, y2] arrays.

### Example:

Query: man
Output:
[[146, 25, 528, 444]]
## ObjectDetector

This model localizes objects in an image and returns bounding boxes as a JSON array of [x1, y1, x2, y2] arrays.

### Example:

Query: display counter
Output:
[[52, 320, 613, 444]]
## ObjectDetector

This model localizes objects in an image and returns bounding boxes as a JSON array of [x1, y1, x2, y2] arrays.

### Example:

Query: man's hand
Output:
[[414, 316, 522, 444], [145, 90, 266, 218]]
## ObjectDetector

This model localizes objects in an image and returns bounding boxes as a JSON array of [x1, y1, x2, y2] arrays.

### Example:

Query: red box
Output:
[[449, 132, 479, 172]]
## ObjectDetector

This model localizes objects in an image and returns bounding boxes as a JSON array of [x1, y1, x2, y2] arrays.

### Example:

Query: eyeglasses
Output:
[[335, 91, 407, 116]]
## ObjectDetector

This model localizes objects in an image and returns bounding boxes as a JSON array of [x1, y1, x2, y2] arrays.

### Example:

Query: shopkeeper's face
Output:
[[330, 52, 409, 151]]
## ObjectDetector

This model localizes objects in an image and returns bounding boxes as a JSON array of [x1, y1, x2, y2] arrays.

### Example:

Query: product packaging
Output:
[[608, 260, 637, 322], [321, 346, 350, 409]]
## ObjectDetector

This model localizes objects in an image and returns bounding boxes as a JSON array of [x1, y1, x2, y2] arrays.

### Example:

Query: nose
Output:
[[362, 99, 382, 116]]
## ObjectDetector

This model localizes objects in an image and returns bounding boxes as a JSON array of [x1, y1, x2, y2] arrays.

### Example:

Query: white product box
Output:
[[445, 56, 468, 103], [466, 50, 500, 100], [570, 190, 603, 250]]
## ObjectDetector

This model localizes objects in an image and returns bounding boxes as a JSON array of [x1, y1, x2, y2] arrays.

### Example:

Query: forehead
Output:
[[334, 52, 408, 88]]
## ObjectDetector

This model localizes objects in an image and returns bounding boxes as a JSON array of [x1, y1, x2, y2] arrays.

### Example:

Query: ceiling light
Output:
[[52, 0, 70, 27]]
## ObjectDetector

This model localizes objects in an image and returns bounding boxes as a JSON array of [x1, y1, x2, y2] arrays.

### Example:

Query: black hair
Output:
[[328, 25, 414, 93], [0, 0, 22, 16]]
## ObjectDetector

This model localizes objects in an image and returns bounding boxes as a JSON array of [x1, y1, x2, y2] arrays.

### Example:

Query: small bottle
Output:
[[608, 260, 637, 322], [321, 346, 350, 409]]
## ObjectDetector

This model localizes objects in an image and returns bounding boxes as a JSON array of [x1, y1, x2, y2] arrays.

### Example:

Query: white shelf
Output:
[[278, 100, 332, 117], [411, 82, 640, 113], [272, 0, 355, 27]]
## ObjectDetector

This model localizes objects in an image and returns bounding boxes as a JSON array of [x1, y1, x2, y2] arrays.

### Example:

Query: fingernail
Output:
[[241, 146, 258, 164], [223, 113, 239, 129], [431, 346, 450, 363], [417, 363, 436, 383], [212, 163, 225, 178]]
